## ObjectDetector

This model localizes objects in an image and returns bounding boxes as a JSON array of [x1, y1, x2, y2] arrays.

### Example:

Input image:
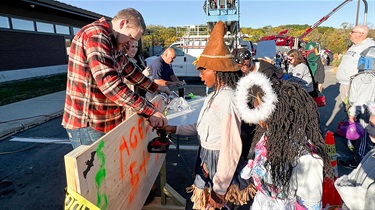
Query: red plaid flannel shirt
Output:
[[62, 18, 158, 133]]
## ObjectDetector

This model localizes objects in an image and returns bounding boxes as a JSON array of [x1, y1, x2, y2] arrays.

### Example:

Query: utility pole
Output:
[[355, 0, 360, 26], [356, 0, 368, 25]]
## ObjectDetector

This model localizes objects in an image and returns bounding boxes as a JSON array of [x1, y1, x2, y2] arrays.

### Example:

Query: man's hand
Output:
[[148, 111, 167, 128], [173, 81, 183, 87], [157, 85, 171, 95]]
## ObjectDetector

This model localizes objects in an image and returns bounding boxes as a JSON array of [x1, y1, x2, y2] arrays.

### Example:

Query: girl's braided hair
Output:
[[249, 78, 333, 196]]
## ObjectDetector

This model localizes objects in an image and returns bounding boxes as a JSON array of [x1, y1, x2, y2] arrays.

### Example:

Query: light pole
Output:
[[151, 33, 154, 56], [356, 0, 368, 26], [355, 0, 360, 26], [146, 30, 154, 56]]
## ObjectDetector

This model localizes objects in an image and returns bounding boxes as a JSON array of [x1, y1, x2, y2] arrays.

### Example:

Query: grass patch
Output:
[[0, 74, 67, 106]]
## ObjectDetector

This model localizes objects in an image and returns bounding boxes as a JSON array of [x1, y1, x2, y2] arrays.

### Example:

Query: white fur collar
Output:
[[235, 72, 278, 124]]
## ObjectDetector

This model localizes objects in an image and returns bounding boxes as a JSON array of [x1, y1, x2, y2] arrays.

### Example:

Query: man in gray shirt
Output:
[[336, 25, 375, 104]]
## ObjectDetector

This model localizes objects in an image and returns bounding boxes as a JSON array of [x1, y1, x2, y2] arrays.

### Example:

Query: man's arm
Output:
[[83, 32, 168, 129], [154, 78, 180, 87], [170, 75, 182, 86], [86, 34, 157, 117], [97, 59, 167, 127]]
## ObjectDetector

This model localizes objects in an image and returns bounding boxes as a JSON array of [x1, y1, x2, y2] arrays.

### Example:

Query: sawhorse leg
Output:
[[160, 160, 185, 206]]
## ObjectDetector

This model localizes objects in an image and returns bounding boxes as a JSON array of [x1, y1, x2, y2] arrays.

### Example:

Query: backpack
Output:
[[358, 46, 375, 71], [304, 42, 321, 76], [334, 149, 375, 209], [303, 51, 321, 96], [305, 51, 320, 76], [345, 46, 375, 112]]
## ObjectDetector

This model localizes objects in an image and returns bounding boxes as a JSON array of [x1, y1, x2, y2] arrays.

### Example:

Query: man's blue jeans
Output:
[[66, 127, 105, 149]]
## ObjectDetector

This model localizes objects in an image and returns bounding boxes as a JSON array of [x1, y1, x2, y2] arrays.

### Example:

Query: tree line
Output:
[[140, 23, 375, 58]]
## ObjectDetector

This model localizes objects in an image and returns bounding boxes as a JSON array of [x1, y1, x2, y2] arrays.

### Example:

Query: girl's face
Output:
[[287, 55, 295, 66], [199, 68, 216, 88], [127, 40, 138, 58], [240, 60, 251, 75]]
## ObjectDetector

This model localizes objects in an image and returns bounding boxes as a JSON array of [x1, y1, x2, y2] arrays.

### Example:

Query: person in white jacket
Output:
[[336, 25, 375, 104], [285, 49, 315, 96], [339, 48, 375, 169]]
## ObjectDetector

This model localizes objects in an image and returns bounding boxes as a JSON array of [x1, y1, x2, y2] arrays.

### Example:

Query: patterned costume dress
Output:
[[241, 135, 324, 210]]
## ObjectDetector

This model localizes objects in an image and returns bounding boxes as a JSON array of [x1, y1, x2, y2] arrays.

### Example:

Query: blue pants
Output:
[[66, 127, 105, 149], [355, 112, 375, 161]]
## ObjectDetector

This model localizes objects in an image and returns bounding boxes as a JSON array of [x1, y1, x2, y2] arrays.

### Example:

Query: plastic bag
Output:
[[166, 97, 191, 114], [313, 94, 326, 107], [339, 121, 365, 140]]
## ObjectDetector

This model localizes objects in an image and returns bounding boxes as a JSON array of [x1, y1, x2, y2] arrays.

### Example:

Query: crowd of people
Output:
[[61, 7, 375, 209]]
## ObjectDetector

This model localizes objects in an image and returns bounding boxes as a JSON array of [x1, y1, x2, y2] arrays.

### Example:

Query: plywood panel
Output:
[[65, 96, 166, 210]]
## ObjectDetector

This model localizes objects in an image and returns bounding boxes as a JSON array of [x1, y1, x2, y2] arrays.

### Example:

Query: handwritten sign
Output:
[[64, 96, 166, 210]]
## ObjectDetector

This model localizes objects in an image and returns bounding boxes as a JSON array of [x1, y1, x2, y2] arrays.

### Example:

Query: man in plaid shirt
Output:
[[62, 8, 168, 149]]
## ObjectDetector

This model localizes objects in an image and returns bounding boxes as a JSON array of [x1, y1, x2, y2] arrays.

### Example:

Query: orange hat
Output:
[[196, 21, 240, 72]]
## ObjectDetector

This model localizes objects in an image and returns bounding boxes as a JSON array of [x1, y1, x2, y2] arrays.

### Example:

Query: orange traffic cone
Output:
[[322, 131, 342, 207], [325, 131, 338, 177]]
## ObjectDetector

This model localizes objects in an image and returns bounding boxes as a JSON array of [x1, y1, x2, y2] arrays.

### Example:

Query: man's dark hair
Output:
[[114, 8, 146, 35]]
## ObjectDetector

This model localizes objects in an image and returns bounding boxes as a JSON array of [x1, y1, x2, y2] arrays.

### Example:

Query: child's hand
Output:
[[160, 125, 176, 134]]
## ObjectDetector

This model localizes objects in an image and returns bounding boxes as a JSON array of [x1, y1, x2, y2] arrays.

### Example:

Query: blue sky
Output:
[[59, 0, 375, 29]]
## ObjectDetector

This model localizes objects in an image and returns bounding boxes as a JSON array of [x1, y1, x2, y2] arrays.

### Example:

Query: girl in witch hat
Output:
[[163, 21, 255, 209]]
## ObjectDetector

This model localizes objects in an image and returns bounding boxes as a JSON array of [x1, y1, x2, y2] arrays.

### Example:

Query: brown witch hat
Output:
[[196, 21, 240, 72]]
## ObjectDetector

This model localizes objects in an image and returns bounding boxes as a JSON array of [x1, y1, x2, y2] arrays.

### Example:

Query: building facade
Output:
[[0, 0, 110, 81]]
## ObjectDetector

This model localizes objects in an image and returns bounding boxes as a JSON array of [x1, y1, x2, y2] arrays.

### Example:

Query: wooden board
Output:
[[64, 95, 166, 210]]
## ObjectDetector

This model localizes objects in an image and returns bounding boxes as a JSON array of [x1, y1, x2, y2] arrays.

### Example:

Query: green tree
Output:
[[304, 29, 322, 45], [321, 29, 348, 53], [142, 23, 375, 57]]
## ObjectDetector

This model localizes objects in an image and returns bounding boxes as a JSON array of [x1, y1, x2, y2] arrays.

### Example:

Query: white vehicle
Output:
[[145, 36, 207, 78], [145, 35, 254, 78]]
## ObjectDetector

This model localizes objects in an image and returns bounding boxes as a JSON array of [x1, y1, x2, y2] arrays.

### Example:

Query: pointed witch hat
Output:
[[195, 21, 239, 72]]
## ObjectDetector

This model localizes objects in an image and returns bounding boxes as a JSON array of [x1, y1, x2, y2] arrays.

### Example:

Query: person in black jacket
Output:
[[126, 39, 151, 97]]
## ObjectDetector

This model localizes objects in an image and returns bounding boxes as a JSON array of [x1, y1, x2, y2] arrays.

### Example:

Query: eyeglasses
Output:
[[350, 31, 363, 34], [287, 57, 294, 61]]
